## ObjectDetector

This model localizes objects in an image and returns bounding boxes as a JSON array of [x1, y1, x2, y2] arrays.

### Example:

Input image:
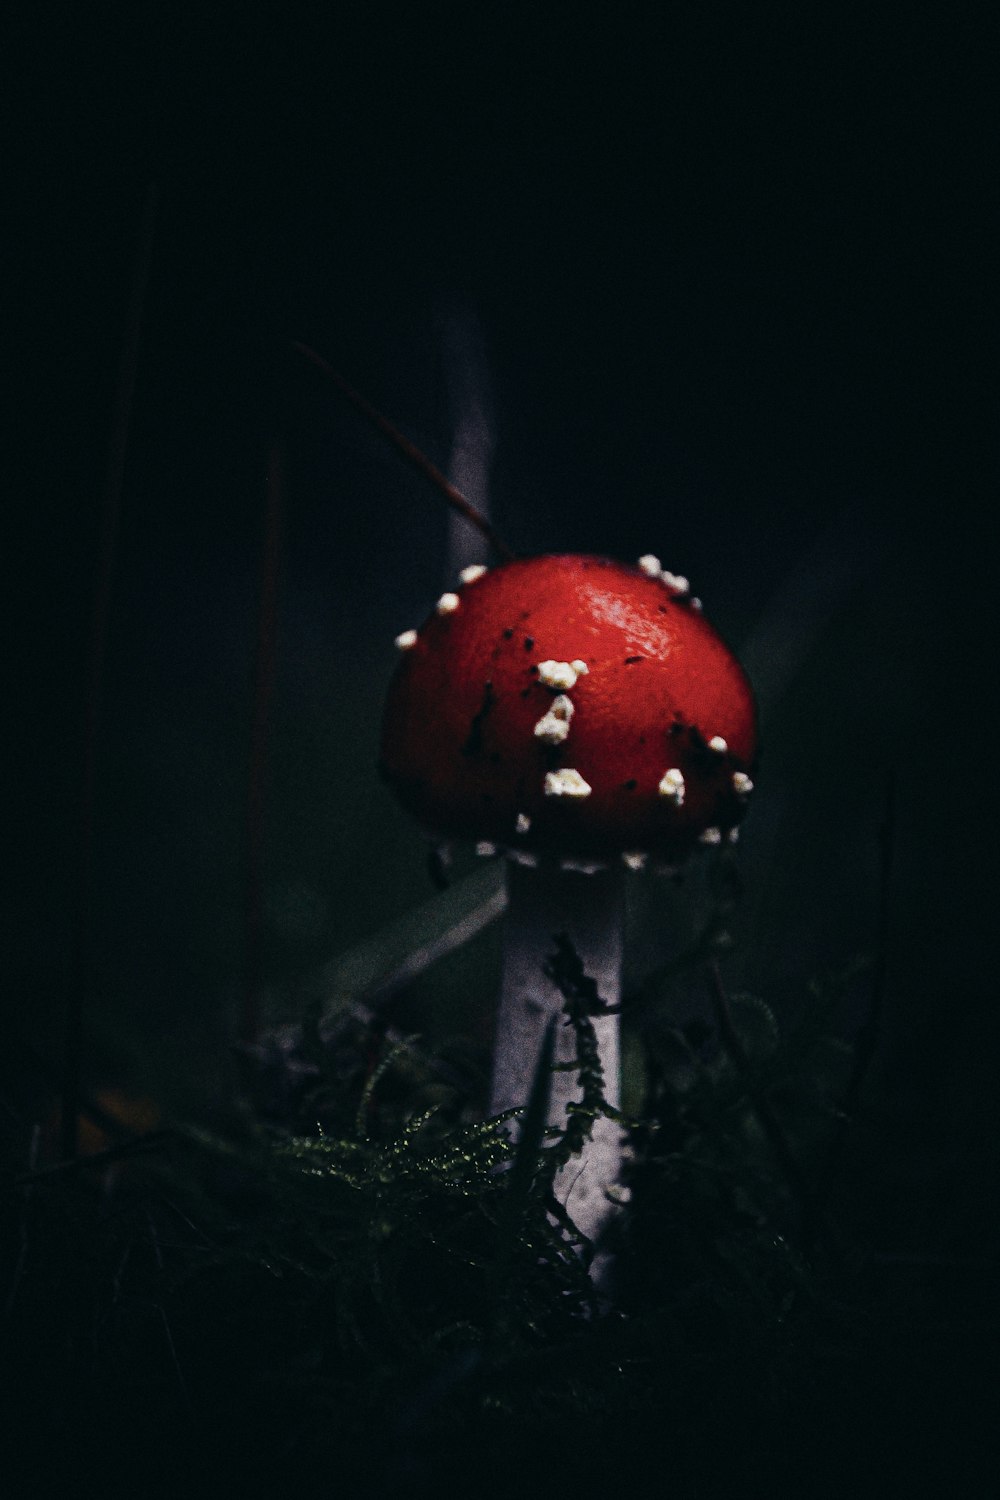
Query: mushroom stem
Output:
[[490, 859, 626, 1269]]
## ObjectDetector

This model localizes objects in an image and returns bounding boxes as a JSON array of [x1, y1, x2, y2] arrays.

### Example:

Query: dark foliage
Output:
[[2, 865, 995, 1500]]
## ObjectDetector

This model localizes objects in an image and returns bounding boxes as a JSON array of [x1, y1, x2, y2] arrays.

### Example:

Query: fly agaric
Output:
[[380, 553, 757, 1257]]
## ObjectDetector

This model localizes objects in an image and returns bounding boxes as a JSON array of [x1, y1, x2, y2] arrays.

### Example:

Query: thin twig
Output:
[[815, 769, 896, 1211], [291, 340, 516, 562], [8, 1131, 173, 1190], [65, 181, 158, 1159], [844, 767, 896, 1120], [158, 1305, 194, 1409], [2, 1125, 40, 1325], [242, 444, 284, 1044], [707, 959, 831, 1252]]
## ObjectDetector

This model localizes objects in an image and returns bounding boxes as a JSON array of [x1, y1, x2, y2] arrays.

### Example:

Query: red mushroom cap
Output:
[[380, 554, 757, 860]]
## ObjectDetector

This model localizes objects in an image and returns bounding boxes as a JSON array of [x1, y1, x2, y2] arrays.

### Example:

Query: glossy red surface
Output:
[[380, 555, 757, 858]]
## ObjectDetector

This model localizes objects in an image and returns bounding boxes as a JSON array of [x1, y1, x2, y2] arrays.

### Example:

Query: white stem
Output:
[[490, 859, 626, 1259]]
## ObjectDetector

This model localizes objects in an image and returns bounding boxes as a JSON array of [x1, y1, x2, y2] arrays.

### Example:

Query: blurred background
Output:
[[2, 2, 994, 1207]]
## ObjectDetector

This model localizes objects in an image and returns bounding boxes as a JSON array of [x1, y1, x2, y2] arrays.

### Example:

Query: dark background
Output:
[[3, 3, 996, 1199]]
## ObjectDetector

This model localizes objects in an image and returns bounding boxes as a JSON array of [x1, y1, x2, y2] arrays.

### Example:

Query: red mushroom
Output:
[[380, 553, 757, 1263]]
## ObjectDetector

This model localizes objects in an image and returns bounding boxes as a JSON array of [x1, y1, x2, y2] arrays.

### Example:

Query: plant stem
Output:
[[242, 445, 284, 1044], [707, 959, 830, 1251], [65, 182, 157, 1159], [490, 860, 626, 1260], [814, 769, 896, 1219]]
